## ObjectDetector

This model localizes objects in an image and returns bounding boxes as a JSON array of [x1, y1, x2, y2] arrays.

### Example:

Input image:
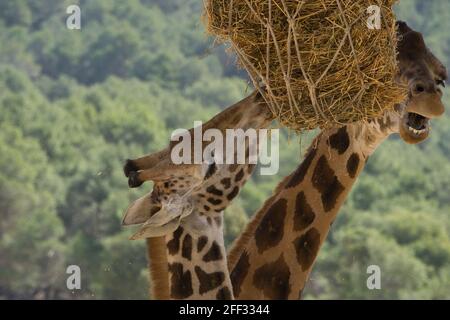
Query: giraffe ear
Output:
[[122, 194, 160, 226], [129, 218, 180, 240]]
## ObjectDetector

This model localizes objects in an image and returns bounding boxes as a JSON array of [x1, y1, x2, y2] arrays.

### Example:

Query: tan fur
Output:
[[147, 237, 170, 300], [229, 124, 383, 299], [131, 149, 170, 172], [228, 135, 322, 270], [228, 173, 292, 270]]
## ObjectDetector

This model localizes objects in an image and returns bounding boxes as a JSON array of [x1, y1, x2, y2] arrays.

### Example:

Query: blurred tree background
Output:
[[0, 0, 449, 299]]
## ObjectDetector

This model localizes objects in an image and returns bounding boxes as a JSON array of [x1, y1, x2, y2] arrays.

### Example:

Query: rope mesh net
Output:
[[203, 0, 407, 130]]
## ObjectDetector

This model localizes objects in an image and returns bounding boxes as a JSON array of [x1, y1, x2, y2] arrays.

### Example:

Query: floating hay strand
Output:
[[203, 0, 407, 130]]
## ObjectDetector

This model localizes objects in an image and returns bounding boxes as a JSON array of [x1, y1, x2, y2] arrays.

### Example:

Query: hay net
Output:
[[203, 0, 407, 131]]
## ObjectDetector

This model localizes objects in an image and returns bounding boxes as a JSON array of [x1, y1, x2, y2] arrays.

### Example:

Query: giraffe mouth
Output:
[[400, 112, 430, 143], [405, 112, 430, 135]]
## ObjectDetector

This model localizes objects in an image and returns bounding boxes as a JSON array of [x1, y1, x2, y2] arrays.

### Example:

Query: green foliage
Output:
[[0, 125, 65, 298], [0, 0, 449, 299], [0, 0, 32, 27], [224, 202, 249, 246]]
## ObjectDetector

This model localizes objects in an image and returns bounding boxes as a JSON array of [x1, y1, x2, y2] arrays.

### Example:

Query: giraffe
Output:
[[121, 21, 445, 300], [227, 21, 447, 299], [122, 91, 275, 299]]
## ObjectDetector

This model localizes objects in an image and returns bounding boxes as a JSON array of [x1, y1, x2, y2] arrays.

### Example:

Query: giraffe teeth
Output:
[[408, 126, 427, 135]]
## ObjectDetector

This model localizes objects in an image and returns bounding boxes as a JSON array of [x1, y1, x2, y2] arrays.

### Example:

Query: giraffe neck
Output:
[[143, 91, 273, 299], [165, 212, 233, 299], [228, 116, 396, 299]]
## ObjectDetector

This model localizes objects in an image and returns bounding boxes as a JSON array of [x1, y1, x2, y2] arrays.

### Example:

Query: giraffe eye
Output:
[[436, 79, 446, 87]]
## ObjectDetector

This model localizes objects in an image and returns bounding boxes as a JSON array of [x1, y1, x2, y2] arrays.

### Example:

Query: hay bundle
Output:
[[203, 0, 407, 130]]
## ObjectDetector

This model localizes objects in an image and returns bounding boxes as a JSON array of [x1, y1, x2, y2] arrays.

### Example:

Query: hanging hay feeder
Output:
[[203, 0, 407, 130]]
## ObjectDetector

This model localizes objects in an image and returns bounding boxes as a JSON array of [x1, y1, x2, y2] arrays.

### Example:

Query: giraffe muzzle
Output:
[[406, 92, 445, 119], [399, 111, 431, 144]]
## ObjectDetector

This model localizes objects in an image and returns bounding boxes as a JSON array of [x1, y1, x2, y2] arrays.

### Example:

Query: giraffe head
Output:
[[122, 92, 272, 239], [393, 21, 447, 144], [123, 161, 254, 239]]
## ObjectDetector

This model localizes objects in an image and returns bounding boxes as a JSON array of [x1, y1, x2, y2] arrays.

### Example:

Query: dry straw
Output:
[[203, 0, 407, 130]]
